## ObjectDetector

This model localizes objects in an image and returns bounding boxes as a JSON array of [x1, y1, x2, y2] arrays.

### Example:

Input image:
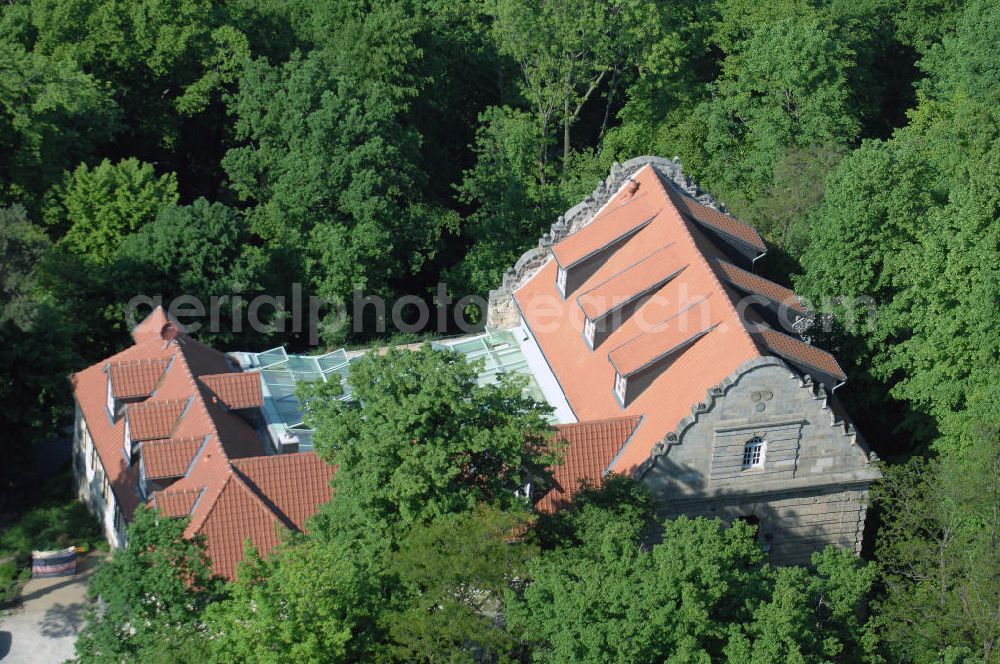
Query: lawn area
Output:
[[0, 469, 105, 606]]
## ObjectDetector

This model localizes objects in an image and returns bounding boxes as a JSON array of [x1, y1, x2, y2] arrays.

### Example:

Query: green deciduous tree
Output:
[[305, 344, 553, 539], [691, 14, 859, 209], [113, 199, 273, 347], [917, 0, 1000, 105], [796, 4, 1000, 453], [0, 42, 118, 207], [448, 106, 565, 299], [74, 507, 222, 663], [491, 0, 654, 180], [0, 205, 77, 504], [47, 158, 179, 262], [223, 34, 458, 333], [205, 540, 384, 664], [13, 0, 250, 150], [383, 506, 538, 662], [873, 426, 1000, 663], [511, 478, 878, 663]]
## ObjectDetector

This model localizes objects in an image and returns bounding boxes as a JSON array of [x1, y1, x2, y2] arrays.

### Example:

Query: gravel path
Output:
[[0, 555, 100, 663]]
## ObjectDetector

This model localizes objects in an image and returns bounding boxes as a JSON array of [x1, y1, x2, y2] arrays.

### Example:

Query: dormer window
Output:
[[106, 372, 116, 420], [742, 436, 766, 470], [556, 266, 567, 296], [614, 372, 627, 404], [123, 414, 134, 461], [583, 317, 595, 349]]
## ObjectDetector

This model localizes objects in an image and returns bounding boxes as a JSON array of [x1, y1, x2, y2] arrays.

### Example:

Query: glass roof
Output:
[[238, 329, 556, 452]]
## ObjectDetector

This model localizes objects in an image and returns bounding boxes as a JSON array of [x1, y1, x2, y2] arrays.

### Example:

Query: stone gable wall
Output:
[[638, 357, 879, 564]]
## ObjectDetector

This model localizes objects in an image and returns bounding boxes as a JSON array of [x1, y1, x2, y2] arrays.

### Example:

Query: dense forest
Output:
[[0, 0, 998, 661]]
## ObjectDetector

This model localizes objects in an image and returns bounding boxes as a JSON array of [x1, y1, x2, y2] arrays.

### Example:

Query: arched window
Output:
[[742, 436, 766, 469]]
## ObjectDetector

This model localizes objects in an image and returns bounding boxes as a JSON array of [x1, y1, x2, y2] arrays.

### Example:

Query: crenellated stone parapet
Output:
[[486, 156, 728, 329]]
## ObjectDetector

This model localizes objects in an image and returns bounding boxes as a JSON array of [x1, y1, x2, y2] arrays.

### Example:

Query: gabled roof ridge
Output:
[[605, 294, 712, 358], [576, 242, 676, 295], [645, 165, 763, 357], [556, 414, 643, 432]]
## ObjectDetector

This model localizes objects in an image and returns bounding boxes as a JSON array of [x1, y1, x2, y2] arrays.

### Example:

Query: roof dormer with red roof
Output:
[[70, 306, 335, 578]]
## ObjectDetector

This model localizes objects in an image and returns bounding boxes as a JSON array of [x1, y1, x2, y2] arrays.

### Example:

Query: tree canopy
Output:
[[1, 0, 997, 659]]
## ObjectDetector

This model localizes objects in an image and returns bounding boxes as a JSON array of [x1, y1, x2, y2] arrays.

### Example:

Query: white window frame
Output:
[[556, 266, 568, 296], [742, 437, 766, 470], [583, 316, 595, 348], [614, 372, 627, 403], [106, 372, 116, 419], [138, 457, 147, 501], [123, 414, 132, 460]]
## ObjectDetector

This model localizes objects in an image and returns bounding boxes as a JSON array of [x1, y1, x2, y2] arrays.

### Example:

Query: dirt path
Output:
[[0, 554, 100, 663]]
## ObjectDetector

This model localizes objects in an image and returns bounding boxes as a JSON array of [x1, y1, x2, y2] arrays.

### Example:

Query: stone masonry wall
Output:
[[654, 485, 870, 566], [638, 357, 880, 564]]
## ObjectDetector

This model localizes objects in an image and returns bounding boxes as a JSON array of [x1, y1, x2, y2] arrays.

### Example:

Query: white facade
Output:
[[73, 403, 127, 549]]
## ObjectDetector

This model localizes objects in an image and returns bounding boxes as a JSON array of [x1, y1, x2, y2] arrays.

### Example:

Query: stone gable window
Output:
[[742, 436, 766, 469]]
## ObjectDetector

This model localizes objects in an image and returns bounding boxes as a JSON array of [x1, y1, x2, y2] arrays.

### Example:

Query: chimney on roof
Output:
[[623, 178, 639, 198], [161, 322, 179, 342]]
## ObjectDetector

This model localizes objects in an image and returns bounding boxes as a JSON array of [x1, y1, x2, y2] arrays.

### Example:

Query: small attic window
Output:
[[614, 372, 627, 404], [583, 317, 595, 349], [742, 436, 766, 470], [106, 372, 116, 420], [556, 266, 567, 296]]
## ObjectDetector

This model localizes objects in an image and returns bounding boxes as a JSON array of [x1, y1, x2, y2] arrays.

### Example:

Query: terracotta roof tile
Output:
[[142, 436, 204, 479], [515, 163, 837, 475], [72, 306, 279, 579], [200, 372, 263, 410], [713, 259, 805, 314], [755, 328, 847, 382], [667, 188, 767, 252], [232, 453, 336, 530], [197, 474, 284, 580], [108, 358, 171, 399], [151, 487, 203, 517], [536, 416, 642, 513], [607, 298, 718, 377], [551, 192, 661, 267], [127, 399, 188, 441], [576, 244, 687, 321]]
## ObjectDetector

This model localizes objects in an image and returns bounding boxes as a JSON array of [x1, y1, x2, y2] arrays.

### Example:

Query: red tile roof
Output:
[[536, 416, 642, 513], [232, 454, 335, 530], [713, 258, 805, 314], [108, 358, 170, 399], [755, 328, 846, 381], [151, 488, 203, 517], [72, 307, 335, 579], [193, 453, 336, 579], [576, 244, 687, 321], [516, 164, 836, 476], [667, 188, 767, 252], [200, 372, 263, 410], [142, 436, 204, 479], [128, 399, 188, 441], [551, 192, 661, 267], [607, 298, 717, 377]]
